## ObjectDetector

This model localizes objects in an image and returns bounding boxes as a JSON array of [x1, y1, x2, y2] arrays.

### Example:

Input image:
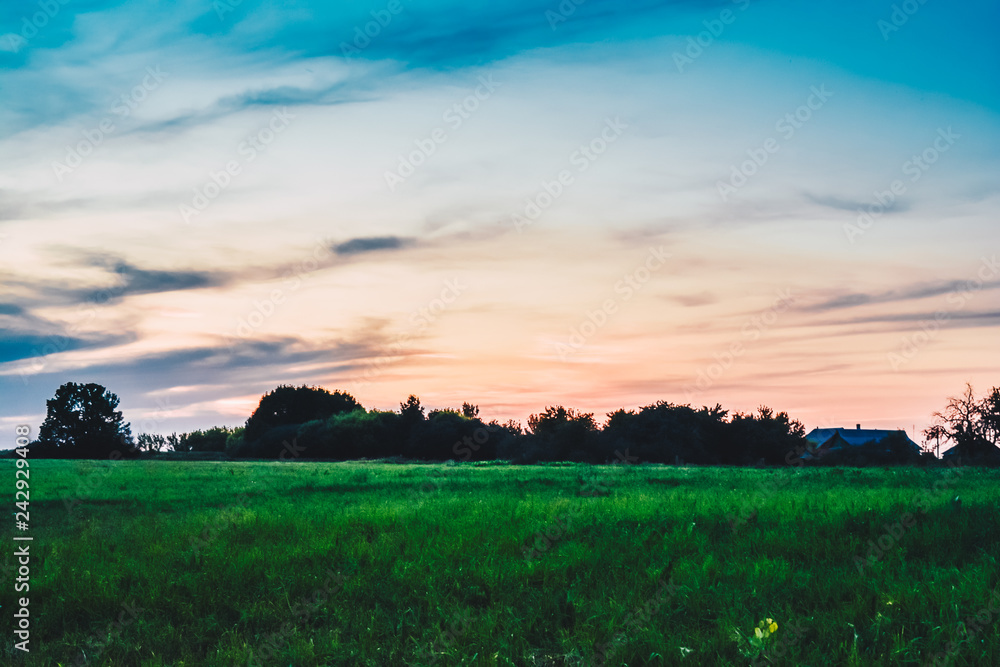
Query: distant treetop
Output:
[[244, 385, 361, 442]]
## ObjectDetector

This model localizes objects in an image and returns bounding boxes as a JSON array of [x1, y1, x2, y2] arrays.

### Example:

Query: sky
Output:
[[1, 0, 998, 443]]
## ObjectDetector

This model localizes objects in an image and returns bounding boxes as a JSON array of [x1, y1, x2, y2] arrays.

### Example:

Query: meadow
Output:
[[2, 460, 999, 666]]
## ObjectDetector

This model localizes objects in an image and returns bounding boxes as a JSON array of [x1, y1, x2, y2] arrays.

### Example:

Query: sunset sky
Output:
[[1, 0, 998, 441]]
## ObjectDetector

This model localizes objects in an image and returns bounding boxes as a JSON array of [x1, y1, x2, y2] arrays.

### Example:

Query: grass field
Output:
[[2, 460, 999, 666]]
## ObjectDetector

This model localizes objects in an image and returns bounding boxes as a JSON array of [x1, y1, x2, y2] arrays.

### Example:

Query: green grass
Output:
[[2, 460, 999, 665]]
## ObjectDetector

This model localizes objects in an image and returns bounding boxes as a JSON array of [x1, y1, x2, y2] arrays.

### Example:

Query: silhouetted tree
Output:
[[929, 383, 1000, 461], [166, 432, 185, 452], [602, 402, 729, 464], [136, 433, 167, 452], [409, 410, 472, 459], [244, 385, 361, 442], [181, 427, 235, 452], [922, 424, 947, 457], [290, 410, 401, 460], [36, 382, 133, 458], [400, 395, 425, 424], [727, 406, 807, 465], [982, 387, 1000, 445], [525, 406, 598, 462]]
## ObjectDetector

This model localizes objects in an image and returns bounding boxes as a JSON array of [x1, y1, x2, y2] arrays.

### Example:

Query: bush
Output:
[[234, 424, 300, 459], [180, 427, 234, 452], [525, 406, 598, 462], [244, 386, 361, 442]]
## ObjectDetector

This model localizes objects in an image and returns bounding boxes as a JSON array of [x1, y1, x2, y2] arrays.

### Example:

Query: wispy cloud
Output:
[[803, 191, 910, 214], [333, 236, 415, 255], [805, 280, 1000, 313], [0, 328, 135, 365]]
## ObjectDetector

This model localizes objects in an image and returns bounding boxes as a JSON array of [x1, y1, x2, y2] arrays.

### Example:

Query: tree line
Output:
[[18, 381, 1000, 465]]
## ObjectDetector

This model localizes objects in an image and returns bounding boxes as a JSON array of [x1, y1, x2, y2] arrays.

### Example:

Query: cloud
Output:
[[669, 291, 717, 307], [805, 279, 1000, 312], [0, 189, 27, 221], [186, 0, 735, 70], [803, 191, 910, 215], [114, 264, 223, 295], [67, 255, 232, 303], [217, 81, 374, 109], [0, 328, 135, 365], [0, 255, 236, 322], [374, 0, 735, 67], [0, 34, 22, 54], [332, 235, 414, 255], [829, 310, 1000, 328], [127, 77, 381, 137], [2, 333, 388, 407]]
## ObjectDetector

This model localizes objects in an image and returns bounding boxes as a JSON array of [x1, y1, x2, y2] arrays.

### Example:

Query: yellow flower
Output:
[[754, 627, 763, 639], [768, 621, 778, 634]]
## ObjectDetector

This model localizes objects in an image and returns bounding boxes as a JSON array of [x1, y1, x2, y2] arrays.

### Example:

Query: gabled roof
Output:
[[805, 427, 920, 450], [942, 441, 1000, 460]]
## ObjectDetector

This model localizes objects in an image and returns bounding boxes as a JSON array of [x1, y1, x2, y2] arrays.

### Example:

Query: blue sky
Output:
[[1, 0, 998, 440]]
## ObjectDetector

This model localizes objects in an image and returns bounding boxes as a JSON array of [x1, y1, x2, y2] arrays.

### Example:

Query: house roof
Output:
[[805, 427, 920, 450], [942, 441, 1000, 460]]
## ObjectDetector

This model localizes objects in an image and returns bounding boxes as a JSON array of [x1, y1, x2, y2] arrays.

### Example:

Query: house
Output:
[[941, 440, 1000, 464], [802, 424, 923, 461]]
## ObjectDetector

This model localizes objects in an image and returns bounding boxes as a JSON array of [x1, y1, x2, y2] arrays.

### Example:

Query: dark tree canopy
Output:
[[174, 427, 237, 452], [525, 406, 598, 462], [244, 385, 362, 442], [926, 383, 1000, 461], [36, 382, 133, 458], [34, 379, 987, 466], [400, 395, 425, 424], [603, 402, 729, 465]]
